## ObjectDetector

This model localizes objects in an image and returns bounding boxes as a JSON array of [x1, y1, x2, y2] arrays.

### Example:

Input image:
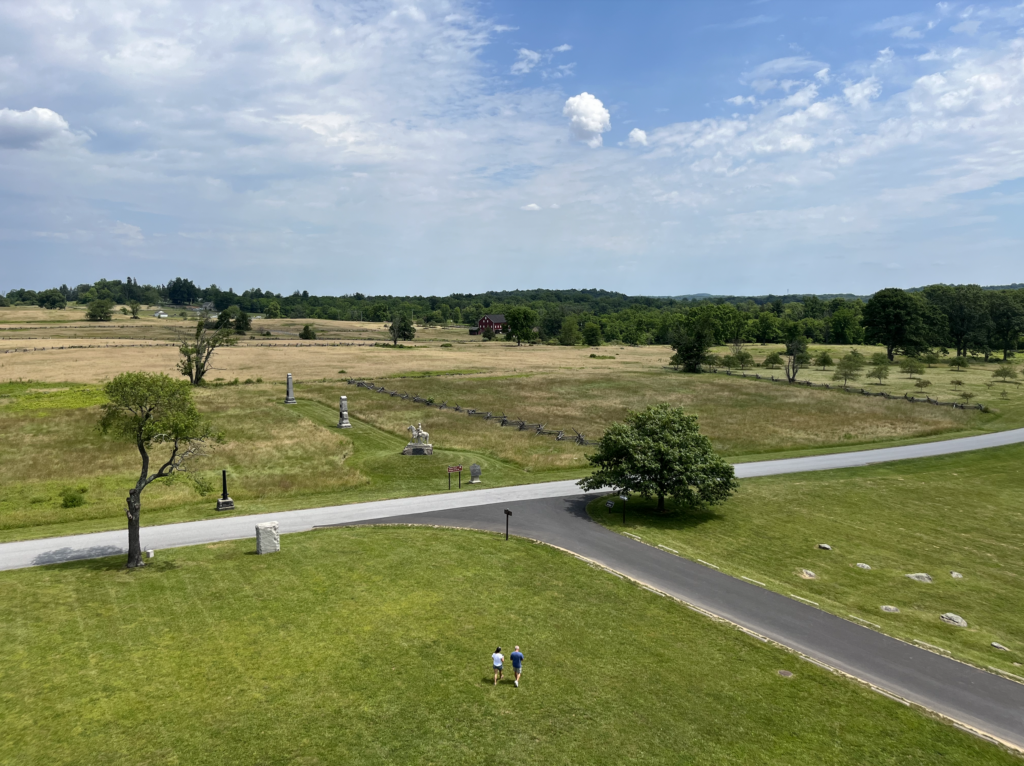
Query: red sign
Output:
[[448, 465, 463, 473]]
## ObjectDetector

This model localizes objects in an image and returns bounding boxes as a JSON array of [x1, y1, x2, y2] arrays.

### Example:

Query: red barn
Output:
[[470, 314, 505, 335]]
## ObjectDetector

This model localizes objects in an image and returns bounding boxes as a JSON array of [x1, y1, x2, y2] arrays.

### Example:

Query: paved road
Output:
[[3, 428, 1024, 748]]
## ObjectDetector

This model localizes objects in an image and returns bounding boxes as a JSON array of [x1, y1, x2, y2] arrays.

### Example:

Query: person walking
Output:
[[492, 646, 504, 685], [510, 646, 524, 687]]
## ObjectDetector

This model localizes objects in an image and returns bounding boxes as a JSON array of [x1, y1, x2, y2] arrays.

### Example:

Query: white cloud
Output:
[[814, 68, 831, 84], [511, 48, 542, 75], [726, 95, 757, 106], [521, 203, 540, 211], [553, 44, 572, 52], [743, 56, 828, 82], [0, 107, 73, 149], [628, 128, 648, 147], [951, 19, 981, 35], [844, 77, 882, 107], [563, 92, 610, 148]]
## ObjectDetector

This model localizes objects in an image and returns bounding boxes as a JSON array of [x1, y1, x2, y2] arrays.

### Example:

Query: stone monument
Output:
[[338, 395, 352, 428], [216, 469, 234, 511], [284, 373, 296, 404], [469, 463, 482, 484], [256, 521, 280, 554], [402, 422, 433, 455]]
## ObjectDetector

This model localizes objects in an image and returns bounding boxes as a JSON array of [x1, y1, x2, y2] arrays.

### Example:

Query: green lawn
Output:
[[0, 526, 1013, 765], [589, 443, 1024, 678]]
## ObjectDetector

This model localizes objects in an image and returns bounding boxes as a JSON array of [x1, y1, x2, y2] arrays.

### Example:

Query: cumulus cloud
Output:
[[511, 48, 542, 75], [553, 44, 572, 52], [521, 203, 540, 211], [563, 92, 610, 148], [0, 107, 72, 149], [844, 77, 882, 107], [627, 128, 648, 147]]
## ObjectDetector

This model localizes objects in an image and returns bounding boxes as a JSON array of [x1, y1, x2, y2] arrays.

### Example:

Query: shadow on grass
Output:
[[31, 549, 181, 573], [593, 499, 725, 532]]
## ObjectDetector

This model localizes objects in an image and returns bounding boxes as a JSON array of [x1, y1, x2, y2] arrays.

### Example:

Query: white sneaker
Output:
[[514, 680, 519, 687]]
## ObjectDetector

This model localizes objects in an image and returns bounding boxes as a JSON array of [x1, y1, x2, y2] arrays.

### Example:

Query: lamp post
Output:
[[504, 509, 511, 541]]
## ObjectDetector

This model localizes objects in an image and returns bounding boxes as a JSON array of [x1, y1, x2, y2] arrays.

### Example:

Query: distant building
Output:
[[154, 311, 168, 318], [470, 314, 505, 335]]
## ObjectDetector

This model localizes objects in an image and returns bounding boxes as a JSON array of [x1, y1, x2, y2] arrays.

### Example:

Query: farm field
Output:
[[0, 525, 1014, 766], [589, 443, 1024, 679]]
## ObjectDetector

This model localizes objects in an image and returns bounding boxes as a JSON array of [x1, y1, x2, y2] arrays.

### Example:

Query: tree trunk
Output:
[[126, 487, 144, 568], [657, 494, 665, 512]]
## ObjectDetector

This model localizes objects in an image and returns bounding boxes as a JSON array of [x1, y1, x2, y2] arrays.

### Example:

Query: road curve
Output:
[[2, 428, 1024, 749]]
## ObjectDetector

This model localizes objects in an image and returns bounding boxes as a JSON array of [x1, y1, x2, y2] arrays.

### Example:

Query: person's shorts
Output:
[[493, 665, 503, 671], [512, 665, 522, 673]]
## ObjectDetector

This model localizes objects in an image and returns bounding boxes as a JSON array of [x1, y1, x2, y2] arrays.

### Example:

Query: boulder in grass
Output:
[[906, 573, 933, 583], [940, 613, 967, 628], [950, 571, 963, 579], [817, 544, 832, 551], [992, 642, 1009, 651], [856, 563, 871, 570], [799, 569, 816, 579], [881, 605, 900, 613]]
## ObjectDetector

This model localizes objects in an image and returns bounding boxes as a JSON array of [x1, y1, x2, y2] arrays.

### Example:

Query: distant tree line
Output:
[[2, 278, 1022, 358]]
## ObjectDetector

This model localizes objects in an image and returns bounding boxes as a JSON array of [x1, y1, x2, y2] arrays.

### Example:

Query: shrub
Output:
[[299, 324, 317, 340], [59, 486, 88, 508], [440, 343, 452, 348], [86, 299, 113, 322]]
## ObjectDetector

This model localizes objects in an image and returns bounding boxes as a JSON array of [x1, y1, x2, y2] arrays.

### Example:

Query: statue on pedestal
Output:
[[402, 422, 433, 455]]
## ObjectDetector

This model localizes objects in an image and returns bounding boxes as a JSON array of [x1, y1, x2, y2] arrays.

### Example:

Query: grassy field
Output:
[[589, 443, 1024, 679], [0, 525, 1014, 766]]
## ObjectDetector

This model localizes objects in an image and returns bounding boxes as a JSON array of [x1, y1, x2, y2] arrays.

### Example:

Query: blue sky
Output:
[[1, 0, 1023, 296]]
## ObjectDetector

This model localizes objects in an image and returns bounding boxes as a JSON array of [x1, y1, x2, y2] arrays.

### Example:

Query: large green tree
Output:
[[987, 290, 1024, 360], [924, 284, 989, 357], [100, 373, 215, 568], [579, 404, 737, 512], [388, 312, 416, 345], [504, 306, 539, 346], [669, 309, 719, 373], [862, 288, 929, 361]]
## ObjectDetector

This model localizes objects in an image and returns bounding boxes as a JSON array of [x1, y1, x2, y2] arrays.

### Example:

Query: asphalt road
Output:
[[3, 427, 1024, 748]]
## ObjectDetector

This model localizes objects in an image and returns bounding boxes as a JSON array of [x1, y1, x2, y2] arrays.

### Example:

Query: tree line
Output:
[[2, 277, 1022, 357]]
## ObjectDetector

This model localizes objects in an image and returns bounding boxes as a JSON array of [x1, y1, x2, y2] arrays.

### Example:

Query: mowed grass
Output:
[[589, 443, 1024, 677], [0, 527, 1013, 766]]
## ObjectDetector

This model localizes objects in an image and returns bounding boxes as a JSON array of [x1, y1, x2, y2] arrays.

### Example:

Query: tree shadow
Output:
[[30, 546, 180, 572]]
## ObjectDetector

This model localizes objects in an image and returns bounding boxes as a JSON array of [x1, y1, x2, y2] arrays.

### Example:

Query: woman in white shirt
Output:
[[492, 647, 504, 685]]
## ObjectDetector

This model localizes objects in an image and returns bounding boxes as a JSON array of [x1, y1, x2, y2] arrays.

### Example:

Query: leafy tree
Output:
[[505, 306, 539, 346], [868, 351, 890, 367], [669, 310, 719, 373], [898, 358, 925, 378], [948, 357, 971, 371], [388, 313, 415, 346], [578, 404, 737, 512], [987, 290, 1024, 360], [762, 350, 783, 369], [582, 321, 603, 346], [751, 311, 779, 343], [558, 316, 581, 346], [829, 307, 864, 344], [177, 320, 237, 386], [100, 373, 215, 568], [482, 326, 495, 341], [235, 311, 252, 335], [914, 379, 932, 392], [299, 323, 316, 340], [264, 300, 282, 319], [868, 364, 890, 385], [831, 354, 862, 386], [730, 344, 754, 369], [813, 350, 833, 370], [924, 284, 989, 358], [959, 390, 976, 404], [951, 378, 964, 390], [781, 323, 810, 382], [127, 300, 141, 318], [863, 288, 929, 361], [86, 299, 113, 321], [37, 289, 67, 310], [993, 364, 1018, 383], [922, 351, 941, 367], [167, 277, 200, 305]]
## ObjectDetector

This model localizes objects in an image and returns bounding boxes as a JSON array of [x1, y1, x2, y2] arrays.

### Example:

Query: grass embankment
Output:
[[0, 526, 1013, 765], [0, 382, 578, 543], [589, 443, 1024, 678]]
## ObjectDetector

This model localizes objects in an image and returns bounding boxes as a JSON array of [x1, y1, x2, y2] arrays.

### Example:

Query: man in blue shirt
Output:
[[510, 646, 524, 687]]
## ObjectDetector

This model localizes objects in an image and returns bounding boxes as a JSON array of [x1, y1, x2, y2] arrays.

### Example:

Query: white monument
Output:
[[256, 521, 280, 554], [338, 395, 352, 428], [403, 422, 433, 455], [284, 373, 296, 404], [469, 463, 482, 484]]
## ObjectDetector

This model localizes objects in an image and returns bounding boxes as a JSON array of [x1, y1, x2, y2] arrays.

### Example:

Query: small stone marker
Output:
[[992, 642, 1010, 651], [881, 605, 900, 613], [284, 373, 297, 404], [256, 521, 280, 554], [778, 670, 793, 678], [146, 549, 155, 559], [469, 463, 482, 484], [940, 613, 968, 628], [950, 571, 963, 579], [799, 569, 816, 579], [856, 563, 871, 570], [338, 395, 352, 428], [906, 573, 933, 583], [817, 544, 832, 550], [216, 469, 234, 511]]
